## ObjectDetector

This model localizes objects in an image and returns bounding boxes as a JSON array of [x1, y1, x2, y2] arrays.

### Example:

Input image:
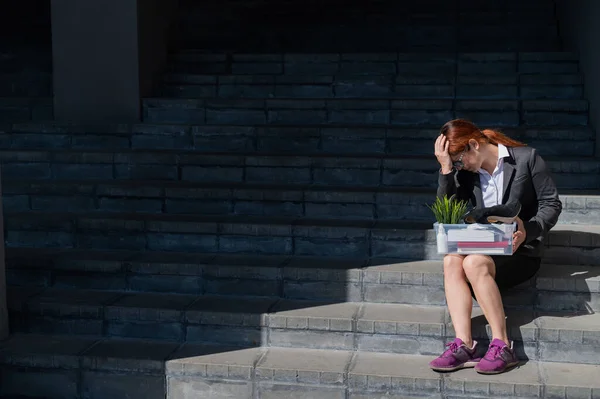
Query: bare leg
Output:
[[462, 255, 509, 345], [443, 254, 473, 347]]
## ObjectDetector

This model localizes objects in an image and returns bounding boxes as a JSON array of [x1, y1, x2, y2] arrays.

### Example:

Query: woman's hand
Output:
[[435, 134, 453, 174], [512, 216, 526, 254]]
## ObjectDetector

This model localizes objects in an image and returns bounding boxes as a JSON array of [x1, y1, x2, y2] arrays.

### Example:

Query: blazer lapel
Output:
[[502, 148, 516, 204]]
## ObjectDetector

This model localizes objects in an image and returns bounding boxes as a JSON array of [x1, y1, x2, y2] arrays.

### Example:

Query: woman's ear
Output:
[[468, 138, 479, 150]]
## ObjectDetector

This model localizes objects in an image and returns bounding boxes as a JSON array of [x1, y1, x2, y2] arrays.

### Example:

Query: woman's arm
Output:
[[435, 134, 465, 201], [523, 148, 563, 244], [437, 169, 457, 199], [437, 169, 473, 202]]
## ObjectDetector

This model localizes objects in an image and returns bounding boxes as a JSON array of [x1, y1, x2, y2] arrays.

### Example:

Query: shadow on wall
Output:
[[0, 0, 51, 49], [171, 0, 559, 53]]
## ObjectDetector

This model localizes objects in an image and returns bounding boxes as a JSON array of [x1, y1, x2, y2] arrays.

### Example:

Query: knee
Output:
[[443, 255, 467, 282], [462, 255, 494, 281]]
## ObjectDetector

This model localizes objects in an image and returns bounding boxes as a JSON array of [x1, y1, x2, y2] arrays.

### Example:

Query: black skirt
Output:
[[467, 254, 541, 298]]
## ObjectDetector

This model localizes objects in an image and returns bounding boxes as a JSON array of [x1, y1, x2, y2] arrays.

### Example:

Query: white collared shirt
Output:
[[479, 144, 510, 207]]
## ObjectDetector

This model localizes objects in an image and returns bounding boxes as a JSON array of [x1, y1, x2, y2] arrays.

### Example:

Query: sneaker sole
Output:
[[475, 361, 520, 375], [430, 361, 479, 372]]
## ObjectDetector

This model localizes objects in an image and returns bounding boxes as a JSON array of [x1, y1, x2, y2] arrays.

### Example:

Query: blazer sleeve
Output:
[[436, 169, 472, 202], [523, 148, 563, 244], [437, 169, 456, 199]]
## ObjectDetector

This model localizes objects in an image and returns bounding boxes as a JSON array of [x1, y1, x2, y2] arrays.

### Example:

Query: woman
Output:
[[429, 119, 562, 374]]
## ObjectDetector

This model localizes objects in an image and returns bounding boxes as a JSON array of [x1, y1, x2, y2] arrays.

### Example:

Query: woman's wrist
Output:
[[440, 166, 454, 175]]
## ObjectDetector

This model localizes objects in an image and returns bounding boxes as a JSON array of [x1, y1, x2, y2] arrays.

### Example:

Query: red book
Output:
[[457, 241, 509, 248]]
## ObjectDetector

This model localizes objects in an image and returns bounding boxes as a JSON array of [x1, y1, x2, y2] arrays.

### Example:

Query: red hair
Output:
[[440, 119, 526, 156]]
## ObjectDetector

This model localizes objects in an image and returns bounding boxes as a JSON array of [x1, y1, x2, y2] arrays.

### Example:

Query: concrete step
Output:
[[5, 123, 594, 156], [458, 11, 556, 22], [167, 52, 578, 76], [2, 150, 599, 190], [176, 2, 557, 16], [177, 0, 557, 15], [559, 193, 600, 224], [161, 73, 584, 100], [175, 37, 562, 53], [172, 30, 560, 53], [0, 49, 52, 75], [178, 5, 558, 19], [177, 11, 558, 25], [7, 288, 600, 365], [1, 180, 437, 220], [268, 303, 600, 365], [0, 97, 53, 123], [2, 180, 599, 225], [178, 20, 558, 33], [143, 98, 589, 126], [2, 333, 599, 399], [173, 22, 560, 49], [5, 248, 600, 309], [163, 72, 584, 87], [0, 333, 183, 399], [169, 51, 579, 66], [4, 211, 600, 262], [175, 8, 557, 21], [0, 72, 52, 97]]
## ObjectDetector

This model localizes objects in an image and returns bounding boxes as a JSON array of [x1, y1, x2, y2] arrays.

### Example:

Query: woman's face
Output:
[[450, 141, 481, 172]]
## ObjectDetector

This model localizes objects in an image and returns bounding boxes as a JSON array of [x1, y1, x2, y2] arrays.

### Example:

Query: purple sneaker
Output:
[[475, 338, 520, 374], [429, 338, 481, 372]]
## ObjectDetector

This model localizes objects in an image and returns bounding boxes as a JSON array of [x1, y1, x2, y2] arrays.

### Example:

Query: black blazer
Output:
[[437, 146, 563, 258]]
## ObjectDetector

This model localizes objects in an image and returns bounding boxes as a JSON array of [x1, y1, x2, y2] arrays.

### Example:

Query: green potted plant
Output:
[[427, 195, 469, 253], [428, 194, 469, 224]]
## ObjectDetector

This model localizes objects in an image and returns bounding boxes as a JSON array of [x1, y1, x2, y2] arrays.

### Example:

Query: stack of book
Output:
[[447, 225, 511, 255]]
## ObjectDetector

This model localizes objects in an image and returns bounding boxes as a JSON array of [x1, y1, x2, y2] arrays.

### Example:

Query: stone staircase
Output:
[[0, 48, 53, 123], [2, 2, 600, 399]]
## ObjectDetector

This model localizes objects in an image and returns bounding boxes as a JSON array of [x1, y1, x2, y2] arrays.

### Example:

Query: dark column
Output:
[[138, 0, 179, 98], [51, 0, 177, 123], [0, 172, 7, 340], [51, 0, 141, 122], [556, 0, 600, 157]]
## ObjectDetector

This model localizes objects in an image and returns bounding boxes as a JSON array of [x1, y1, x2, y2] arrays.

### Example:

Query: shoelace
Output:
[[442, 341, 460, 357], [485, 344, 503, 360]]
